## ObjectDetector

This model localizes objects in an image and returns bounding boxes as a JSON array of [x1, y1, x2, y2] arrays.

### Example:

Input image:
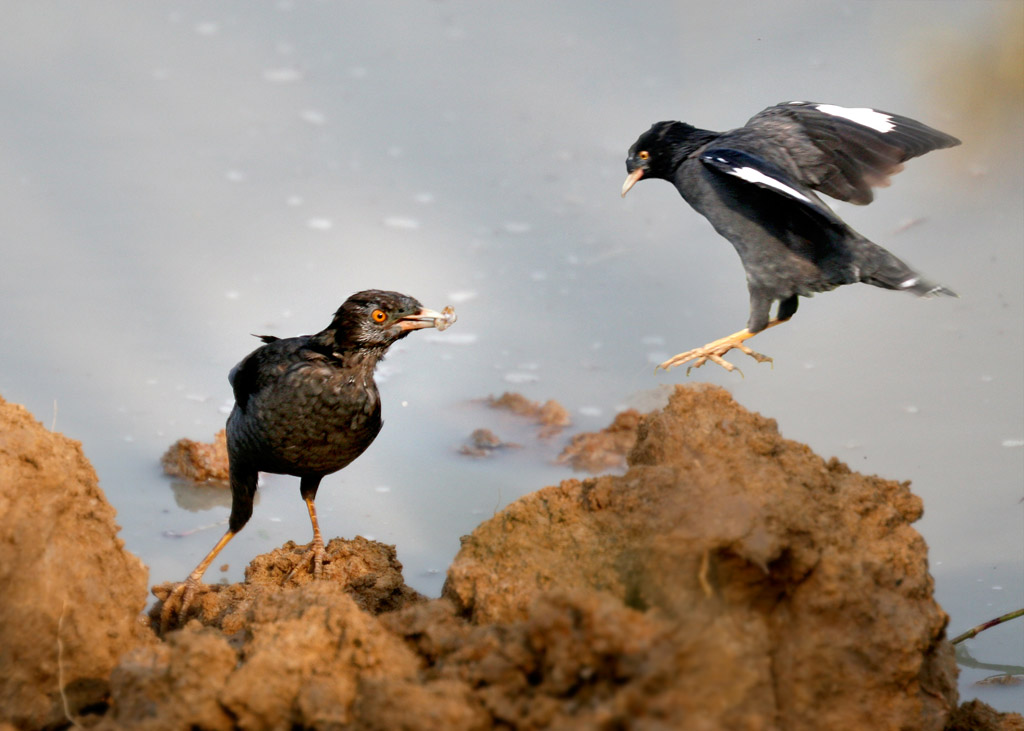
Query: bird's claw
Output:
[[284, 538, 329, 583], [687, 356, 743, 378], [158, 577, 200, 633], [659, 337, 772, 375], [737, 343, 773, 365]]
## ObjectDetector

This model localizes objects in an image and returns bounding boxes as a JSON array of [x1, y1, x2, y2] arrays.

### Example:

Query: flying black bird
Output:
[[161, 290, 456, 627], [622, 101, 960, 373]]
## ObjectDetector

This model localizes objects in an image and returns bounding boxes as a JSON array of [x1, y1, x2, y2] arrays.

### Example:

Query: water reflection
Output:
[[167, 479, 234, 514]]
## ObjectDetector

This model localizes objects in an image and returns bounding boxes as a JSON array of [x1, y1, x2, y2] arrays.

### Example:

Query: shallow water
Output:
[[1, 1, 1021, 713]]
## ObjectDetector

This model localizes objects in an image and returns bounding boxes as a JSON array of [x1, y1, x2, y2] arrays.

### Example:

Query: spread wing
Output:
[[699, 147, 845, 226], [742, 101, 961, 205]]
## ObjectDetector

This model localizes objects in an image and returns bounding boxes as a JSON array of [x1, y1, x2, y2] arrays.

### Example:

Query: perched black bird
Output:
[[161, 290, 456, 626], [622, 101, 960, 372]]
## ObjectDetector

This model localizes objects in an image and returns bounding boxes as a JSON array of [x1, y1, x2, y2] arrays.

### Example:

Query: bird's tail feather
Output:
[[857, 242, 958, 298]]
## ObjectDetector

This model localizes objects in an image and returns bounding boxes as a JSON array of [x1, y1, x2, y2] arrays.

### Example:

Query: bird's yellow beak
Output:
[[621, 168, 644, 197], [396, 306, 457, 332]]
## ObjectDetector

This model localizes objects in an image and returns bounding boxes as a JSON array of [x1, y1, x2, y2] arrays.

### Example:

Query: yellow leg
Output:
[[304, 494, 327, 577], [160, 528, 236, 631], [658, 318, 788, 375], [284, 495, 330, 582]]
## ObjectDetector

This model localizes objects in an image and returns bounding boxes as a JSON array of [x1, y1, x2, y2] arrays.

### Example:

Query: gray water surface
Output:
[[2, 1, 1021, 713]]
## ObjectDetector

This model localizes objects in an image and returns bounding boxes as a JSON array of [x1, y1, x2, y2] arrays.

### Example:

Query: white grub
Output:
[[435, 305, 457, 331]]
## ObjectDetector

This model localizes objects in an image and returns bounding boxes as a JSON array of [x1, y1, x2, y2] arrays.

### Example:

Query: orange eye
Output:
[[639, 150, 650, 160], [371, 309, 387, 323]]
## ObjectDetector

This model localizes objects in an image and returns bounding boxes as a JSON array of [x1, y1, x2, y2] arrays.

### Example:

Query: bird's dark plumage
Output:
[[161, 289, 456, 627], [622, 101, 960, 372]]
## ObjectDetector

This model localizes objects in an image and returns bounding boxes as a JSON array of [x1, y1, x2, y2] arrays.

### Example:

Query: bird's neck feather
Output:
[[310, 328, 388, 372], [667, 124, 717, 164]]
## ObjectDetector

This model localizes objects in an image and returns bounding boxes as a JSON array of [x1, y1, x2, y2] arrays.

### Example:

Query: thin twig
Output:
[[57, 599, 81, 728], [951, 607, 1024, 645], [162, 517, 229, 538], [698, 549, 713, 598]]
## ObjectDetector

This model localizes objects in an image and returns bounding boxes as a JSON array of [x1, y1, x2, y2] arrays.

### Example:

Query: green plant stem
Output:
[[951, 607, 1024, 645]]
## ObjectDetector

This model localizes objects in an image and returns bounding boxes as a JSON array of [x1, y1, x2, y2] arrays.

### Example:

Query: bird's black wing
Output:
[[228, 336, 311, 411], [699, 148, 845, 227], [743, 102, 961, 205]]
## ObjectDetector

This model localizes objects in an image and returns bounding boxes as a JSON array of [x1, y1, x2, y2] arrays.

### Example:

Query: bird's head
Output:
[[326, 290, 455, 350], [622, 121, 699, 197]]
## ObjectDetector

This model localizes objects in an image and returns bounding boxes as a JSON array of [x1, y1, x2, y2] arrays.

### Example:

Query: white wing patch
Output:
[[723, 162, 812, 203], [815, 104, 895, 133]]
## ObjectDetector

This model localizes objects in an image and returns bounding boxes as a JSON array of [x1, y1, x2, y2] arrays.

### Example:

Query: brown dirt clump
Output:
[[111, 585, 425, 730], [459, 427, 522, 458], [945, 699, 1024, 730], [0, 395, 153, 729], [444, 384, 959, 729], [486, 391, 571, 436], [160, 429, 229, 483], [557, 407, 643, 472], [4, 385, 1021, 730], [150, 536, 426, 633]]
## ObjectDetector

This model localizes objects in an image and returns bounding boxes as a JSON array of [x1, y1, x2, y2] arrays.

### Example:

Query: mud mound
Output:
[[3, 386, 1021, 730], [443, 384, 956, 728], [114, 584, 424, 730], [0, 395, 153, 729], [486, 391, 571, 436], [150, 536, 425, 633], [557, 407, 643, 472], [160, 429, 229, 483]]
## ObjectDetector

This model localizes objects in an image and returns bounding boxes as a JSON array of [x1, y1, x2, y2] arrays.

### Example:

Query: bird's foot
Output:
[[311, 537, 327, 577], [658, 331, 772, 375], [158, 577, 202, 633], [284, 537, 329, 583]]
